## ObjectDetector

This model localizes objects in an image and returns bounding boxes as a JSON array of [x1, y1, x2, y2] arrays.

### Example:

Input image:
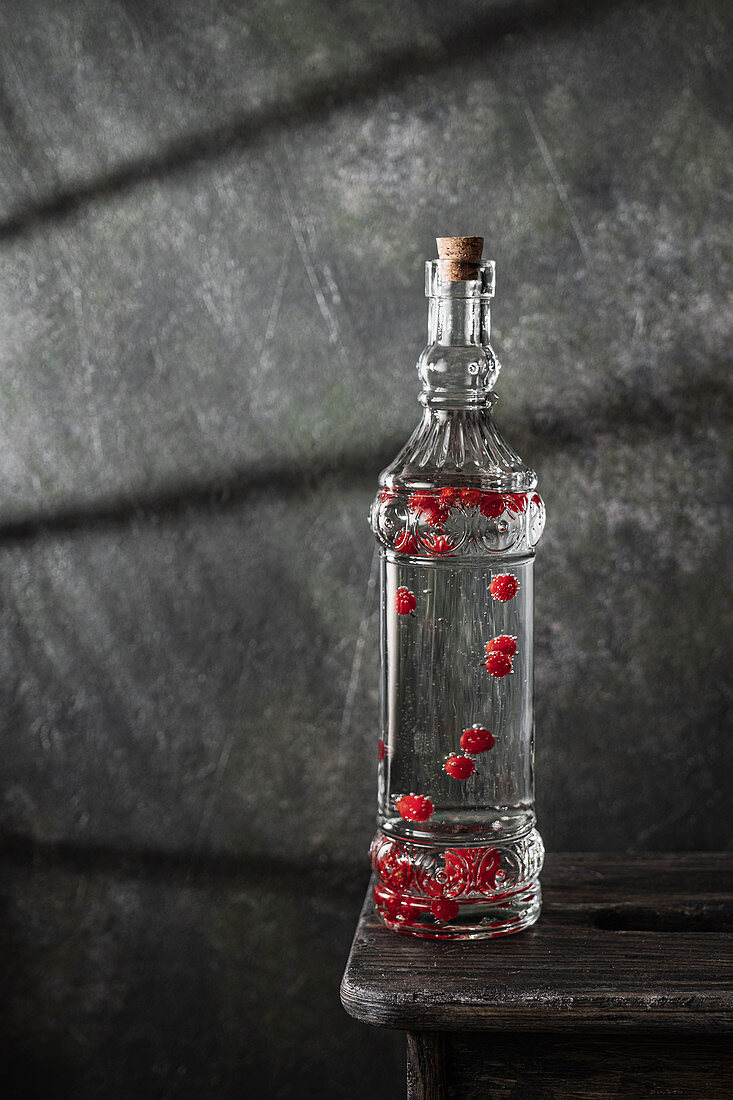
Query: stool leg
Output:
[[406, 1033, 446, 1100]]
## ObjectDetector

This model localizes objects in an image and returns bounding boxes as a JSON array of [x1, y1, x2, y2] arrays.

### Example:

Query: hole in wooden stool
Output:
[[593, 904, 733, 932]]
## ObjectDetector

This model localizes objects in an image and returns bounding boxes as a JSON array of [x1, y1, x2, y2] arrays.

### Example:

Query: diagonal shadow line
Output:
[[0, 0, 631, 242], [0, 440, 403, 544], [0, 371, 729, 545]]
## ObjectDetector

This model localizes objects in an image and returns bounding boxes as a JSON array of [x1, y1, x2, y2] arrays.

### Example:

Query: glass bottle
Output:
[[369, 237, 545, 939]]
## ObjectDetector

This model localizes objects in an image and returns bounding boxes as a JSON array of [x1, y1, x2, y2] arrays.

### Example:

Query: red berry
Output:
[[486, 651, 513, 677], [444, 754, 475, 780], [460, 726, 495, 753], [423, 533, 455, 556], [531, 493, 542, 507], [439, 487, 460, 509], [486, 635, 517, 657], [379, 487, 397, 503], [459, 488, 482, 508], [431, 898, 460, 921], [408, 491, 446, 527], [380, 890, 404, 921], [395, 587, 417, 615], [407, 490, 431, 515], [374, 885, 425, 925], [378, 738, 386, 761], [505, 493, 527, 513], [480, 492, 504, 518], [394, 528, 418, 554], [374, 846, 411, 890], [395, 794, 433, 822], [397, 900, 419, 924], [489, 574, 519, 602]]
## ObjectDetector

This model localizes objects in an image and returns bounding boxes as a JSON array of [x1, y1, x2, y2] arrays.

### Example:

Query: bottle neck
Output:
[[418, 293, 500, 410], [427, 296, 490, 347]]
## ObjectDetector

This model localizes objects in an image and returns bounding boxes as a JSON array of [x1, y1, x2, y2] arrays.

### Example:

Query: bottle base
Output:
[[374, 880, 541, 939], [370, 827, 544, 939]]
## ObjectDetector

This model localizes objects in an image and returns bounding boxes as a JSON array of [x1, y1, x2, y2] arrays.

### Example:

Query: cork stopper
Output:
[[436, 236, 484, 281]]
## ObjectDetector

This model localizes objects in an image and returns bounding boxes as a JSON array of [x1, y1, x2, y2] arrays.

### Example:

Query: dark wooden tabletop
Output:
[[341, 853, 733, 1034]]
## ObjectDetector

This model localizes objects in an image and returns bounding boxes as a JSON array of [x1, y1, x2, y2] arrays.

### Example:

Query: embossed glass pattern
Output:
[[369, 257, 545, 938]]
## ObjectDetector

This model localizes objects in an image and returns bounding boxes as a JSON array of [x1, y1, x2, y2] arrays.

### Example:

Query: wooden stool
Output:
[[341, 853, 733, 1098]]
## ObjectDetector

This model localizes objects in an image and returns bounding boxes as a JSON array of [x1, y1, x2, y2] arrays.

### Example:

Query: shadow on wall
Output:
[[0, 369, 728, 544], [0, 0, 629, 243]]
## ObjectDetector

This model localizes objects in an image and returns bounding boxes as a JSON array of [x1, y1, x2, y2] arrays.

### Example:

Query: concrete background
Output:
[[0, 0, 731, 1096]]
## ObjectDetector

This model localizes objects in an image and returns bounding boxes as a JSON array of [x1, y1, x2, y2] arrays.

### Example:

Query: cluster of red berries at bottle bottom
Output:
[[374, 884, 461, 924], [379, 572, 520, 922]]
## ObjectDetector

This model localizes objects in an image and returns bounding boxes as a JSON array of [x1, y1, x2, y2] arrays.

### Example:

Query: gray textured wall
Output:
[[1, 1, 731, 1096]]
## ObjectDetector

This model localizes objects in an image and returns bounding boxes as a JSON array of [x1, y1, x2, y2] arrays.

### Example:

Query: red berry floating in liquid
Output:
[[408, 491, 446, 527], [505, 492, 527, 513], [374, 884, 430, 925], [486, 651, 513, 678], [459, 488, 482, 509], [395, 794, 434, 822], [480, 492, 504, 518], [460, 726, 495, 754], [395, 587, 417, 615], [486, 635, 517, 657], [431, 898, 460, 921], [439, 487, 460, 511], [394, 528, 418, 554], [444, 754, 475, 780], [490, 574, 519, 602]]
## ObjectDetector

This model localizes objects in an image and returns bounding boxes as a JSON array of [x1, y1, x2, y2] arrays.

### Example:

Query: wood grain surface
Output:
[[441, 1033, 733, 1099], [341, 853, 733, 1033]]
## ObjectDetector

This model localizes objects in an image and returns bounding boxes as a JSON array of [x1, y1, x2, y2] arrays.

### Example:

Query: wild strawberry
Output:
[[379, 890, 404, 921], [407, 490, 424, 512], [396, 899, 419, 924], [486, 635, 517, 657], [489, 574, 519, 602], [460, 726, 495, 753], [374, 846, 411, 890], [423, 533, 455, 556], [394, 528, 418, 554], [374, 885, 424, 924], [378, 738, 386, 762], [395, 587, 417, 615], [486, 651, 513, 677], [431, 898, 460, 921], [444, 754, 475, 780], [505, 493, 527, 513], [439, 487, 460, 510], [408, 491, 445, 527], [407, 490, 430, 514], [384, 897, 402, 921], [395, 794, 433, 822], [480, 491, 504, 518], [459, 488, 482, 508], [379, 487, 397, 503]]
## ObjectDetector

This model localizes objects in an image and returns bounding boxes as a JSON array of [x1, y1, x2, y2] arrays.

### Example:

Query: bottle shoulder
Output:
[[370, 408, 544, 558], [380, 407, 536, 493]]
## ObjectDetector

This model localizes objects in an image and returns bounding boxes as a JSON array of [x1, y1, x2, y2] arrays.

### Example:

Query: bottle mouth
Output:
[[425, 260, 495, 298]]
